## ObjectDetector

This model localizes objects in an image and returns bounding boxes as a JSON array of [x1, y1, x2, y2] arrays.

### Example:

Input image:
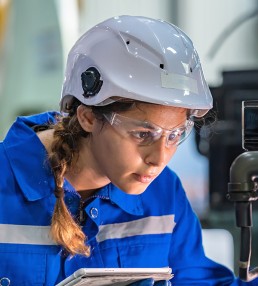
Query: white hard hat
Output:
[[60, 15, 213, 117]]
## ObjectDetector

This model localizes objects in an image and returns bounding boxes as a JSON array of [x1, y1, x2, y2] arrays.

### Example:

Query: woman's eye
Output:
[[130, 131, 153, 141], [168, 130, 183, 142]]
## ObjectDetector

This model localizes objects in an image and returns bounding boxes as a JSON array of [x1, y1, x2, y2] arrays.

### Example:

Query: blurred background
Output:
[[0, 0, 258, 274]]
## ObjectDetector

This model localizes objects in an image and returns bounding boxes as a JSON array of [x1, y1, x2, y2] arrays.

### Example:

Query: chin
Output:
[[113, 177, 151, 195], [120, 184, 148, 195]]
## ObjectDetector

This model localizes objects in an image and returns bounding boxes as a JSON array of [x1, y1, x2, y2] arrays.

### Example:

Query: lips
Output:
[[134, 173, 156, 183]]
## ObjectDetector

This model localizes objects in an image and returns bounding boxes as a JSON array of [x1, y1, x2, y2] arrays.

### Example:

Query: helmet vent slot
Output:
[[126, 40, 130, 45], [160, 64, 164, 69]]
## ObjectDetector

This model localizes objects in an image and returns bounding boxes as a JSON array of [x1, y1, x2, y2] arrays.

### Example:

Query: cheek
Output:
[[169, 146, 177, 158], [91, 130, 142, 171], [164, 146, 178, 165]]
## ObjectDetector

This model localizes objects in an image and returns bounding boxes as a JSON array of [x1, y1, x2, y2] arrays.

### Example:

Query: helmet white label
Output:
[[161, 72, 198, 94]]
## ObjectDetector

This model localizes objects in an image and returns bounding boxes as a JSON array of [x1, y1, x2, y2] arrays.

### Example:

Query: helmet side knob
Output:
[[81, 67, 103, 97]]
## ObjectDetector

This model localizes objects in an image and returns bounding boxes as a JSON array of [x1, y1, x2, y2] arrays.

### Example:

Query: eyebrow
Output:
[[144, 120, 188, 132], [120, 113, 188, 131], [129, 119, 161, 131]]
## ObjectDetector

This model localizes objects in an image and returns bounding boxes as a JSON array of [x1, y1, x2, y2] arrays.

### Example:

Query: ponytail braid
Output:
[[48, 113, 90, 256]]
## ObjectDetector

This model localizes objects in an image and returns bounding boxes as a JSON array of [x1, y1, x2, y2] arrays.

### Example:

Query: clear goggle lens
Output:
[[103, 112, 194, 147]]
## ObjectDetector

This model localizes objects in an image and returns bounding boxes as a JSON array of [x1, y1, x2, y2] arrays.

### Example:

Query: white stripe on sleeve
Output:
[[0, 224, 56, 245], [96, 215, 175, 242]]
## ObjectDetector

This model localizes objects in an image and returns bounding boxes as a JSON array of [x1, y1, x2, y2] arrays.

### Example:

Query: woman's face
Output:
[[89, 103, 188, 195]]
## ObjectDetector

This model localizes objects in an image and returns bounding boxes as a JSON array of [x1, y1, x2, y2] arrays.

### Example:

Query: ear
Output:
[[77, 105, 96, 132]]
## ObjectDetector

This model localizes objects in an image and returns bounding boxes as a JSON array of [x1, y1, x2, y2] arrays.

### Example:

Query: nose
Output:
[[144, 136, 176, 166]]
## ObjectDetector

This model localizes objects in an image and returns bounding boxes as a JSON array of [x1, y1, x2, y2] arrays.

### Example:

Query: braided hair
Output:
[[48, 98, 135, 256]]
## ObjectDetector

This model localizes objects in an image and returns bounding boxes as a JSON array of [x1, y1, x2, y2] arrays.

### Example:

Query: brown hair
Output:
[[48, 98, 135, 256]]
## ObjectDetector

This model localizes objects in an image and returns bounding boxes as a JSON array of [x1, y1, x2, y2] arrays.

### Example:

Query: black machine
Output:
[[227, 99, 258, 281]]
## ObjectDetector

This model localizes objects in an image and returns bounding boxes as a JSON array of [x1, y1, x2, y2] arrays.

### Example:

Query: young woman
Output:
[[0, 15, 257, 286]]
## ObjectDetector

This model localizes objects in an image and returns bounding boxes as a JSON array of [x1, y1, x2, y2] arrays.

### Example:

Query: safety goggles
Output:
[[103, 112, 194, 147]]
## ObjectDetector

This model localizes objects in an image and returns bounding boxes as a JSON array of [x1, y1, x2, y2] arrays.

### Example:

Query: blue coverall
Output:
[[0, 112, 257, 285]]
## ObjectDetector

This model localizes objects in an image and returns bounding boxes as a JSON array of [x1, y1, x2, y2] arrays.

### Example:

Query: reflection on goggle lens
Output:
[[103, 112, 194, 147]]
